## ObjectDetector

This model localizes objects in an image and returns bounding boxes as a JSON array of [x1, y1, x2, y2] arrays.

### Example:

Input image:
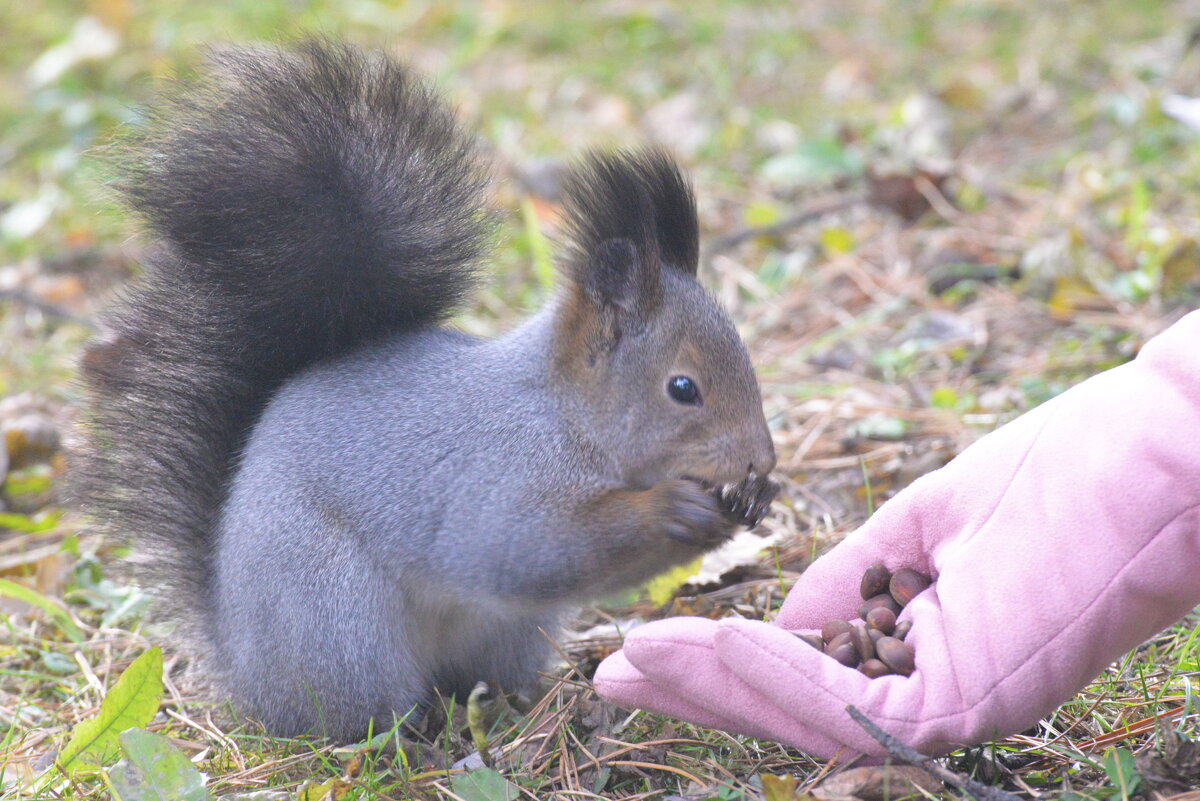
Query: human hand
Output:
[[596, 311, 1200, 757]]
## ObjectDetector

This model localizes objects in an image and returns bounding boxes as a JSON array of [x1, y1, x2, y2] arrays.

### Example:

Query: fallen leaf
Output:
[[449, 766, 520, 801], [761, 773, 799, 801], [107, 728, 207, 801], [56, 647, 164, 774], [297, 777, 351, 801], [813, 765, 943, 801]]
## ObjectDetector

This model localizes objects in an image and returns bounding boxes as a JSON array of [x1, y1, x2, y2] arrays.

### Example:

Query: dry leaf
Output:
[[813, 765, 943, 801]]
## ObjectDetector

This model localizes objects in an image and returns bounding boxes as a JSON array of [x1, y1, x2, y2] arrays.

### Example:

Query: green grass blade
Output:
[[0, 577, 84, 643]]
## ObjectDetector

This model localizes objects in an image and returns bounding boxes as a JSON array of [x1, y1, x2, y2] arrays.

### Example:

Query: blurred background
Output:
[[2, 1, 1199, 798]]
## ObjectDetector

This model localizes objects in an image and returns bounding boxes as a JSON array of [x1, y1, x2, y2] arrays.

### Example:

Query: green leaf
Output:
[[107, 728, 208, 801], [642, 557, 702, 606], [100, 588, 152, 629], [760, 134, 862, 187], [297, 777, 350, 800], [0, 577, 84, 643], [1, 470, 54, 497], [1101, 747, 1141, 800], [449, 767, 520, 801], [743, 200, 781, 228], [0, 510, 60, 533], [819, 226, 856, 256], [929, 386, 959, 409], [57, 647, 164, 774], [41, 651, 77, 674]]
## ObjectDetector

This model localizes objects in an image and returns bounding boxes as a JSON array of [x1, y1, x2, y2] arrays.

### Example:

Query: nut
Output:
[[889, 568, 932, 607], [875, 636, 916, 676], [859, 658, 891, 678], [858, 593, 902, 621], [821, 618, 853, 644], [827, 642, 860, 668], [794, 632, 824, 651], [865, 606, 896, 635], [860, 562, 892, 600], [825, 631, 852, 653], [850, 624, 875, 662], [810, 564, 929, 678]]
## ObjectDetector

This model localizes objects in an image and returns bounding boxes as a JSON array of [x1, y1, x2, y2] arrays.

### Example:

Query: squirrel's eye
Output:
[[667, 375, 701, 405]]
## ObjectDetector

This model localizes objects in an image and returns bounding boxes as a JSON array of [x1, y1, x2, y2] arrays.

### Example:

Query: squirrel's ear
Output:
[[580, 237, 661, 323], [554, 237, 659, 367], [558, 150, 679, 353]]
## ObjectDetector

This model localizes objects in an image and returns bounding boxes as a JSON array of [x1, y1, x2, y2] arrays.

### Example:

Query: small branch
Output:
[[845, 705, 1023, 801], [703, 193, 864, 259]]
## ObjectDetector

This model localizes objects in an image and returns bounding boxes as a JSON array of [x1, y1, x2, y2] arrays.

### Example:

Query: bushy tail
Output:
[[79, 39, 489, 633]]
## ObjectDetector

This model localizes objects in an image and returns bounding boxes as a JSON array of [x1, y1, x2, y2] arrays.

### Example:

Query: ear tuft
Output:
[[559, 148, 700, 294], [642, 150, 699, 275]]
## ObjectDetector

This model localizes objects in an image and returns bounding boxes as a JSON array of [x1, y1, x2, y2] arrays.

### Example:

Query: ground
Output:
[[1, 1, 1199, 799]]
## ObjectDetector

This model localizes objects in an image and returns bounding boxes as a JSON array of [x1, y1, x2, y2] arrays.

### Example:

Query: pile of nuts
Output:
[[794, 563, 931, 677]]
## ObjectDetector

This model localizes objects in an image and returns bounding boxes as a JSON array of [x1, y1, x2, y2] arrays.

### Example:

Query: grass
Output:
[[3, 1, 1200, 799]]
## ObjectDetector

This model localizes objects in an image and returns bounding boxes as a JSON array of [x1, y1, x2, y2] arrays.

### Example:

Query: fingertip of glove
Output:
[[594, 650, 639, 683], [622, 617, 721, 664]]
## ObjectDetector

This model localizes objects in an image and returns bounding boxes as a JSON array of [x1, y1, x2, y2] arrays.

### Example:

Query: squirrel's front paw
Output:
[[656, 479, 736, 548], [714, 473, 779, 528]]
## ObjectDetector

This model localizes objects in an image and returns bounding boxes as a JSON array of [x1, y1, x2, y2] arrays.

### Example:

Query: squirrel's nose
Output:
[[749, 429, 776, 476]]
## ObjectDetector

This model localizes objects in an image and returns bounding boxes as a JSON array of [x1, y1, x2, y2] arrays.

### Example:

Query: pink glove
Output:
[[595, 310, 1200, 758]]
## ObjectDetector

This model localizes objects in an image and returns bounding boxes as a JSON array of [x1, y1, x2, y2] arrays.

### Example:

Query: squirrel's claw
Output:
[[714, 473, 779, 528]]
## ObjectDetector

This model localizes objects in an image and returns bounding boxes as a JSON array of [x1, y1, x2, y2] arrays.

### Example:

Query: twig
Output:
[[702, 193, 863, 259], [845, 705, 1023, 801]]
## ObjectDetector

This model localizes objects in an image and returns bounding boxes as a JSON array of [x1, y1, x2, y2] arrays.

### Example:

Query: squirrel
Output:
[[79, 39, 777, 742]]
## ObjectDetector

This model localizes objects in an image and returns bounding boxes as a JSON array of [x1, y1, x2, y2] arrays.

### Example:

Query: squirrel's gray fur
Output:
[[81, 39, 776, 741]]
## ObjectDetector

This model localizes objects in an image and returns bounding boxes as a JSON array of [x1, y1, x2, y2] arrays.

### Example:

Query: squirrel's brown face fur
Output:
[[553, 148, 775, 489]]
